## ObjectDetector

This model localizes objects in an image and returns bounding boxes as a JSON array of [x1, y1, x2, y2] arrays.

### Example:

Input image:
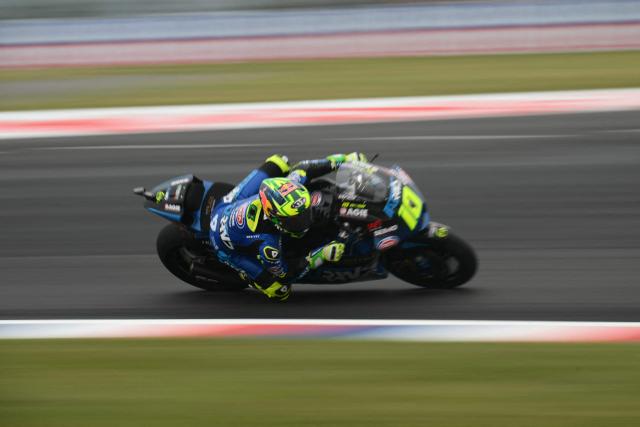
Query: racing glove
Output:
[[306, 241, 345, 270], [252, 280, 291, 302], [345, 152, 368, 163], [326, 152, 368, 169]]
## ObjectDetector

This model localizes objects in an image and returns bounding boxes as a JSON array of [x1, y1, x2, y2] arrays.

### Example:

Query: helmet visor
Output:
[[277, 208, 312, 234]]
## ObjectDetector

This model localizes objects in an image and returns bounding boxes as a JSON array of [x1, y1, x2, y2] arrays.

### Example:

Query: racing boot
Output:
[[252, 280, 291, 302]]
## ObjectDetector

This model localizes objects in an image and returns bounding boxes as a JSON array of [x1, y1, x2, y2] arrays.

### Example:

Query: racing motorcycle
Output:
[[133, 162, 477, 292]]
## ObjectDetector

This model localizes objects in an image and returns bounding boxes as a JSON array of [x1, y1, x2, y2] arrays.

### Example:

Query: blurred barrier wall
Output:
[[0, 0, 455, 19], [2, 319, 640, 341], [4, 89, 640, 139], [1, 0, 639, 67]]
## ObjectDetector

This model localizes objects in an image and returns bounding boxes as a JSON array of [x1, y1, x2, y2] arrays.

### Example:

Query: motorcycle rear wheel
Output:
[[386, 232, 477, 289], [156, 223, 247, 291]]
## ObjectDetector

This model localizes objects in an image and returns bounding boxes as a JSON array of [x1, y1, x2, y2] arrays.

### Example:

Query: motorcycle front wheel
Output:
[[385, 231, 477, 289]]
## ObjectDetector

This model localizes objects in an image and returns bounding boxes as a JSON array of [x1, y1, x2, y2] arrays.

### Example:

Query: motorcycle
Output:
[[133, 162, 477, 292]]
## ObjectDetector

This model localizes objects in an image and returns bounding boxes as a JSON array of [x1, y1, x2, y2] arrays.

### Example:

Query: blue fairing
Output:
[[147, 207, 182, 222], [144, 175, 214, 236], [190, 180, 213, 233]]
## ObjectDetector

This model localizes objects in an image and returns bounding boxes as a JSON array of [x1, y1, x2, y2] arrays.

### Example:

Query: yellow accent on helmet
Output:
[[246, 199, 262, 232], [259, 177, 312, 235]]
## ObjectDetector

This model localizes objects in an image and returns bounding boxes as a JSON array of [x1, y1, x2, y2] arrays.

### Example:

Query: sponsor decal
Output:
[[383, 178, 402, 217], [311, 191, 322, 207], [210, 215, 219, 250], [373, 224, 398, 236], [170, 177, 191, 186], [337, 192, 358, 200], [219, 215, 233, 250], [321, 266, 376, 282], [235, 203, 247, 227], [340, 207, 368, 219], [222, 186, 241, 204], [376, 236, 400, 250], [164, 203, 181, 213], [263, 246, 280, 261], [367, 219, 383, 231], [278, 182, 298, 197], [291, 197, 306, 210], [389, 179, 402, 203], [341, 201, 366, 209], [174, 184, 184, 200]]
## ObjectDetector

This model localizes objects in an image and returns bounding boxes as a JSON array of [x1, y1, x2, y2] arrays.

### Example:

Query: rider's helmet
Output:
[[259, 177, 312, 237]]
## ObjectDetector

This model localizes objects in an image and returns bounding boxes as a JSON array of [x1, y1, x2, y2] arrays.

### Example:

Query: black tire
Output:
[[386, 232, 477, 289], [156, 223, 247, 291]]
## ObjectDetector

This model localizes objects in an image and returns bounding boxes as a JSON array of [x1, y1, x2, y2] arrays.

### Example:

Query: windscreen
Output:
[[335, 162, 390, 202]]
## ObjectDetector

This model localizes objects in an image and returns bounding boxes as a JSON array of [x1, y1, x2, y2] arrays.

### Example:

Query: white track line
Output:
[[602, 128, 640, 133], [331, 135, 578, 141], [1, 319, 638, 327], [31, 143, 284, 151]]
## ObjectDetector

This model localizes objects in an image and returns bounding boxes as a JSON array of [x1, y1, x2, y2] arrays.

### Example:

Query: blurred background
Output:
[[1, 2, 640, 426], [2, 0, 639, 110]]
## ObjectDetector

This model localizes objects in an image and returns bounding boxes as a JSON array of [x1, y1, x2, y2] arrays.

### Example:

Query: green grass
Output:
[[1, 51, 639, 111], [1, 340, 639, 427]]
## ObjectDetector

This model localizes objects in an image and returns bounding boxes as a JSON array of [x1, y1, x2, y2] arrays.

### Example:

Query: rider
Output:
[[209, 152, 367, 301]]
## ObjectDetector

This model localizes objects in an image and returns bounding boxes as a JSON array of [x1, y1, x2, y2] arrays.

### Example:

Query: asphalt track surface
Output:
[[1, 111, 639, 320]]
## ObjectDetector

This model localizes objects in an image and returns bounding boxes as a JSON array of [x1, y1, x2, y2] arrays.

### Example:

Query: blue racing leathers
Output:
[[208, 154, 359, 301], [209, 155, 293, 299]]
